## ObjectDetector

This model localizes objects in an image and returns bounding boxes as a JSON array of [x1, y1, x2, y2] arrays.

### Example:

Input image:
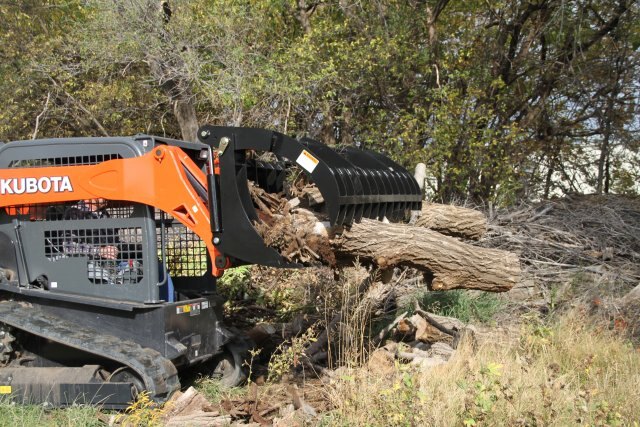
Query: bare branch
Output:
[[48, 77, 109, 137], [32, 92, 51, 140]]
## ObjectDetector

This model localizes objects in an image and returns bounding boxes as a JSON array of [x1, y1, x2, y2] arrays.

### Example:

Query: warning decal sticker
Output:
[[296, 150, 320, 174], [176, 303, 201, 316]]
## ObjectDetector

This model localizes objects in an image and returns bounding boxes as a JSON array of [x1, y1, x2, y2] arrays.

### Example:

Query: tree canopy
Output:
[[1, 0, 638, 203]]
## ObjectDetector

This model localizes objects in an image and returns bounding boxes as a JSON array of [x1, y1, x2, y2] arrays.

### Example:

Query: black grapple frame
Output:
[[198, 125, 422, 268]]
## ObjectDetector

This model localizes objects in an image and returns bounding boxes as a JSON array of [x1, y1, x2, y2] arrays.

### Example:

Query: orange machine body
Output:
[[0, 145, 226, 277]]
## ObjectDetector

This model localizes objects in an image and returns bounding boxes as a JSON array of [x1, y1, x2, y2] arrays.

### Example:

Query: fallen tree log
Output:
[[333, 218, 519, 292], [415, 203, 488, 240]]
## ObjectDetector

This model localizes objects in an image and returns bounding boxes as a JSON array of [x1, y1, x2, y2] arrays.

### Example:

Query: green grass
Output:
[[193, 377, 246, 404], [0, 400, 102, 427], [415, 290, 504, 324]]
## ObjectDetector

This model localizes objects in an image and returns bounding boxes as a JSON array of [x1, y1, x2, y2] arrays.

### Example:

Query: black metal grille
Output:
[[44, 226, 144, 285], [156, 211, 208, 278], [5, 201, 209, 283], [8, 154, 121, 168], [3, 200, 145, 286], [5, 201, 138, 220]]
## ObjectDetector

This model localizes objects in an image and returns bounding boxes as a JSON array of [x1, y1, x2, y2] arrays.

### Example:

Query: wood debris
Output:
[[250, 184, 520, 292]]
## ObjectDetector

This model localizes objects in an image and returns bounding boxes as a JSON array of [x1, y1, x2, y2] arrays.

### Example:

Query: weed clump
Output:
[[415, 290, 504, 324], [0, 398, 102, 427]]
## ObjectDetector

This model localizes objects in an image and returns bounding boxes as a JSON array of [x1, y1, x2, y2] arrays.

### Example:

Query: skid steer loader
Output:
[[0, 126, 421, 407]]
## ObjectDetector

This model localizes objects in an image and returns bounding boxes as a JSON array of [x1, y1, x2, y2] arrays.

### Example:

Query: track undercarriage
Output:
[[0, 294, 246, 408]]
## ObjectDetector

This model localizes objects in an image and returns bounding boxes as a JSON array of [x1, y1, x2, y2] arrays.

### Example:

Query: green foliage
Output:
[[267, 328, 316, 382], [612, 165, 640, 196], [461, 362, 505, 425], [415, 290, 504, 324], [376, 366, 429, 426], [520, 318, 554, 357], [256, 285, 305, 319], [217, 266, 252, 299], [1, 0, 638, 201]]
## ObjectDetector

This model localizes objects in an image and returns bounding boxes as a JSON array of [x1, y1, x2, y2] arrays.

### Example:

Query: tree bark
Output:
[[173, 96, 199, 142], [333, 219, 519, 292], [415, 203, 487, 240]]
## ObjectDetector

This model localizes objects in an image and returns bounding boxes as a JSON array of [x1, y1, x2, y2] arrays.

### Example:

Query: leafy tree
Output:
[[1, 0, 637, 203]]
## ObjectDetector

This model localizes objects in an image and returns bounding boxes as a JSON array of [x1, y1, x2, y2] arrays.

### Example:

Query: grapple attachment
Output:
[[198, 126, 422, 268]]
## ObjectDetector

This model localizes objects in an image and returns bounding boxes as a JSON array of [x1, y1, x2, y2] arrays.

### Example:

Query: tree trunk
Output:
[[333, 219, 519, 292], [597, 91, 615, 194], [413, 162, 427, 194], [296, 0, 313, 34], [173, 96, 199, 142], [415, 203, 487, 240], [148, 58, 199, 142], [544, 154, 555, 199]]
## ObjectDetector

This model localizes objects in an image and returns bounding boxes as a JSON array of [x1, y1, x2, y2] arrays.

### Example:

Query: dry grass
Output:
[[331, 266, 375, 369], [323, 309, 640, 426]]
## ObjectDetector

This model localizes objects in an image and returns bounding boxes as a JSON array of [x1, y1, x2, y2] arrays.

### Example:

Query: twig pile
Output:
[[161, 383, 321, 426], [483, 194, 640, 292]]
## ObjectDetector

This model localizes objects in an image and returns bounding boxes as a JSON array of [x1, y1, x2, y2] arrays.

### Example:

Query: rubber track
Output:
[[0, 300, 179, 401]]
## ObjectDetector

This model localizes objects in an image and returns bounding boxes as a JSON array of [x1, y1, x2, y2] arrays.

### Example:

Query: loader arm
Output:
[[0, 145, 227, 277]]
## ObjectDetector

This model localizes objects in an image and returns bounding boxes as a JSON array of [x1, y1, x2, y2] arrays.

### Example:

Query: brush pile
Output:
[[482, 193, 640, 340], [482, 194, 640, 294]]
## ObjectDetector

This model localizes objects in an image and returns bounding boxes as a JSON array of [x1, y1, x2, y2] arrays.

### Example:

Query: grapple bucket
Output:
[[198, 126, 422, 268]]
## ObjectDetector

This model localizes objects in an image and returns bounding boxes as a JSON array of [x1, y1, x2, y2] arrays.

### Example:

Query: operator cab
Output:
[[0, 135, 215, 305]]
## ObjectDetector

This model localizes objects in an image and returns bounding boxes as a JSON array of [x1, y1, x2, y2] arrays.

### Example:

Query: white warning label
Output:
[[296, 150, 320, 174]]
